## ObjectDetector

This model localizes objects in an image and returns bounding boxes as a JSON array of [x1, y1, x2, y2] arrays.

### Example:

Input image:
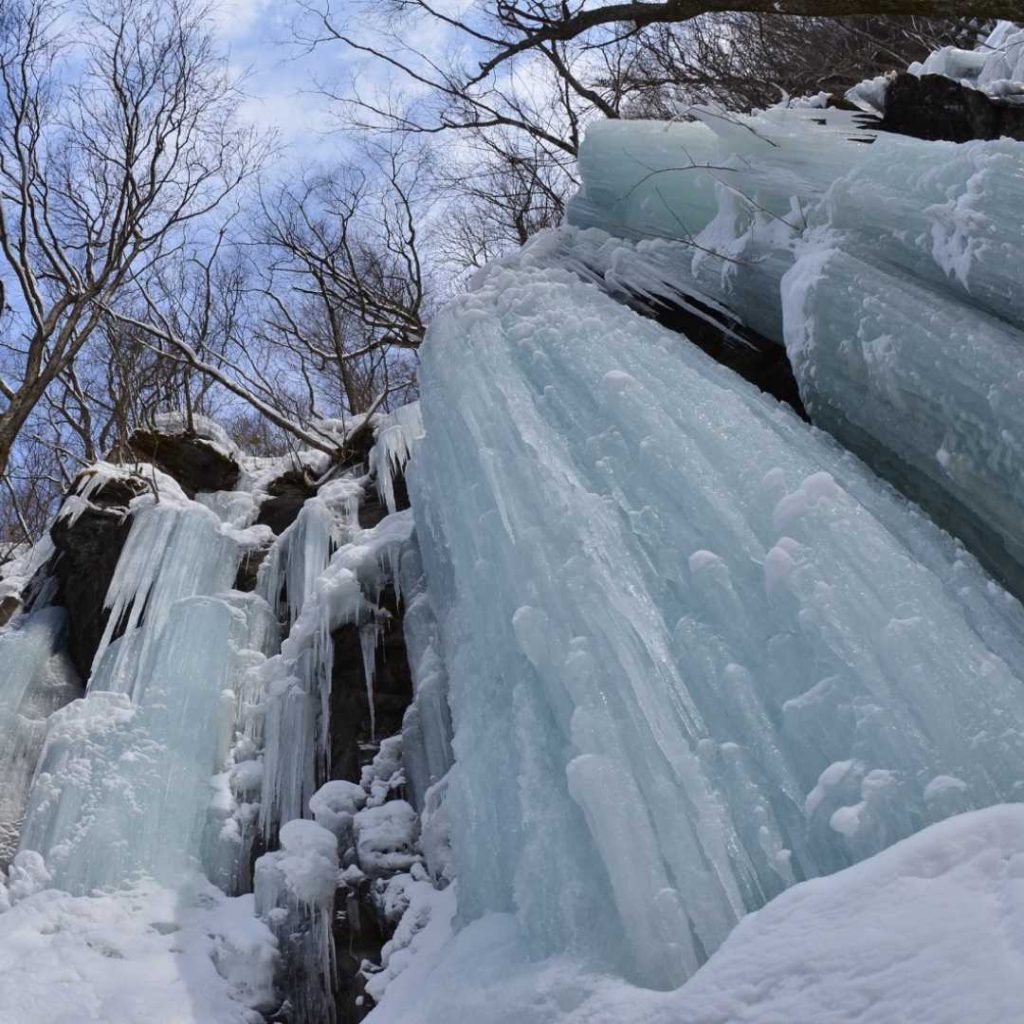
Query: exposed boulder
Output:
[[128, 427, 240, 495], [49, 472, 148, 678], [0, 596, 20, 628], [879, 72, 1024, 143], [234, 539, 273, 593], [255, 468, 318, 536]]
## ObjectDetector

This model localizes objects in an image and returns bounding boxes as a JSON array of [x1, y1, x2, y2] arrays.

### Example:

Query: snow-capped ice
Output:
[[354, 801, 420, 877], [310, 779, 367, 840], [365, 805, 1024, 1024], [564, 98, 1024, 593], [909, 20, 1024, 101]]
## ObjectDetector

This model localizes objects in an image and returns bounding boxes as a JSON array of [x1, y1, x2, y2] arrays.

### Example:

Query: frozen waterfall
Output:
[[408, 254, 1024, 990], [565, 103, 1024, 596]]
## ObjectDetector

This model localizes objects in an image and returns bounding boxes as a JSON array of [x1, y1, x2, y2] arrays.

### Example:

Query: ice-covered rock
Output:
[[355, 801, 420, 877]]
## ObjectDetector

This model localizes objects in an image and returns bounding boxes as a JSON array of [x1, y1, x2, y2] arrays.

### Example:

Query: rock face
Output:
[[330, 585, 414, 785], [255, 469, 318, 536], [879, 73, 1024, 143], [49, 474, 148, 678], [0, 596, 20, 628], [620, 286, 808, 419], [129, 428, 240, 495]]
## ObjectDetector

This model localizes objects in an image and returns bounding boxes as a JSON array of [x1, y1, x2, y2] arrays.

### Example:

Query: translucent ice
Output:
[[0, 608, 79, 864], [565, 110, 1024, 592], [409, 256, 1024, 988]]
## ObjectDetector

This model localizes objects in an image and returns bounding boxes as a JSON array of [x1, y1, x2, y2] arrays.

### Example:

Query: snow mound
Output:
[[367, 805, 1024, 1024], [0, 876, 276, 1024]]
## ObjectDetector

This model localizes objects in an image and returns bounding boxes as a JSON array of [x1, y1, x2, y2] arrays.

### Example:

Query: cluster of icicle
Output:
[[409, 71, 1024, 985], [0, 402, 454, 1022]]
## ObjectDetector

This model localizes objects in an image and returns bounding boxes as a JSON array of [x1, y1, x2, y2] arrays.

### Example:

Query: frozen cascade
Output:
[[258, 476, 364, 628], [90, 494, 242, 688], [408, 256, 1024, 990], [563, 104, 1024, 592], [0, 608, 80, 864], [16, 480, 279, 894], [259, 506, 416, 836], [19, 589, 278, 894]]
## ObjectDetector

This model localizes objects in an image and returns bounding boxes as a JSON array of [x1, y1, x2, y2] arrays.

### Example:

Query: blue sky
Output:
[[212, 0, 349, 163]]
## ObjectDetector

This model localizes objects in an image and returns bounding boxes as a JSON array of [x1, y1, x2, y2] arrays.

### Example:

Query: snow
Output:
[[152, 411, 241, 459], [366, 806, 1024, 1024], [409, 250, 1024, 989], [256, 819, 338, 909], [309, 779, 367, 839], [0, 874, 276, 1024], [0, 531, 54, 606], [364, 878, 456, 1007], [908, 21, 1024, 101], [354, 801, 420, 877]]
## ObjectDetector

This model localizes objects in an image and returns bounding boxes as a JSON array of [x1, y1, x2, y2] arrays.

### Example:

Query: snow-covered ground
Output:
[[0, 870, 275, 1024], [369, 805, 1024, 1024]]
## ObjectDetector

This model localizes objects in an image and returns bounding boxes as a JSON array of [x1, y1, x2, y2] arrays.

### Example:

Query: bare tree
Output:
[[457, 2, 1021, 82], [254, 142, 429, 415], [613, 14, 992, 115], [0, 0, 266, 478]]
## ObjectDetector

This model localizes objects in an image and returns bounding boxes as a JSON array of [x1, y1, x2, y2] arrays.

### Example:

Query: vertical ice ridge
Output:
[[411, 257, 1024, 988], [259, 509, 415, 838]]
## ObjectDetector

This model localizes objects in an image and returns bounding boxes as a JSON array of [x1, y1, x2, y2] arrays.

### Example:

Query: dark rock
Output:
[[329, 585, 414, 785], [0, 595, 21, 627], [358, 491, 388, 530], [129, 428, 240, 496], [50, 473, 148, 678], [334, 880, 390, 1023], [618, 287, 808, 420], [234, 541, 273, 593], [255, 468, 317, 536], [879, 72, 1024, 143]]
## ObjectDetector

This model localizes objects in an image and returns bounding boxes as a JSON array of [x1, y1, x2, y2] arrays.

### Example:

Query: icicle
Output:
[[359, 620, 380, 741], [258, 511, 415, 838], [91, 498, 240, 684], [0, 608, 80, 865], [369, 403, 424, 515]]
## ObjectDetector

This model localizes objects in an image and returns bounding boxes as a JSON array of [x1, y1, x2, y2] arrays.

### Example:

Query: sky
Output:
[[209, 0, 477, 171], [211, 0, 355, 163]]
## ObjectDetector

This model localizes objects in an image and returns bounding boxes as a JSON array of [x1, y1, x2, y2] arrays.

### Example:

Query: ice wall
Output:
[[0, 608, 79, 864], [16, 489, 278, 894], [565, 107, 1024, 594], [410, 256, 1024, 989]]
